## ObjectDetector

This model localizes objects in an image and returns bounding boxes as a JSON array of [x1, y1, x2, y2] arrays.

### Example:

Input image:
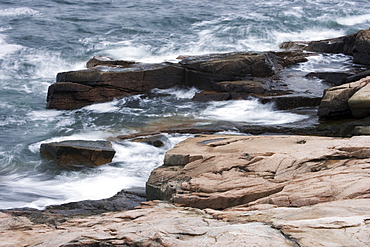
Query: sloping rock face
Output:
[[147, 135, 370, 209], [318, 76, 370, 118], [208, 199, 370, 247], [348, 83, 370, 117], [40, 140, 116, 168]]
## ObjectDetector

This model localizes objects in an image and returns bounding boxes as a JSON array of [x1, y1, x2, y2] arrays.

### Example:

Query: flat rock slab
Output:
[[207, 199, 370, 247], [40, 140, 116, 168], [147, 134, 370, 209], [1, 199, 369, 246], [0, 201, 299, 247]]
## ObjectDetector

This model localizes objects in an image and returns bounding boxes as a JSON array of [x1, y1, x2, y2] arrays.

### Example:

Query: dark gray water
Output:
[[1, 0, 369, 209]]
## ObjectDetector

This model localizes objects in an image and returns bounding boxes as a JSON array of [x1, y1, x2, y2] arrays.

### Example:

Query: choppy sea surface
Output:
[[1, 0, 369, 209]]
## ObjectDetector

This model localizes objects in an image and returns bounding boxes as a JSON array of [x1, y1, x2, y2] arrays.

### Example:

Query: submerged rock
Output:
[[130, 134, 171, 147], [40, 140, 116, 168]]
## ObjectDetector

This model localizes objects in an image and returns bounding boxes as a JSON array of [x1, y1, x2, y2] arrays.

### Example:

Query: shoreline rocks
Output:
[[147, 135, 370, 209], [280, 29, 370, 65], [46, 51, 312, 110], [318, 76, 370, 119], [40, 140, 116, 168], [11, 29, 370, 246]]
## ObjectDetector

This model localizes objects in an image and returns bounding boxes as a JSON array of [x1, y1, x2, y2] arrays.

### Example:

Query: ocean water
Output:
[[0, 0, 369, 209]]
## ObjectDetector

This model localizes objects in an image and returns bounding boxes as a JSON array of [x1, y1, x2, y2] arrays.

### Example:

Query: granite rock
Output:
[[147, 135, 370, 209]]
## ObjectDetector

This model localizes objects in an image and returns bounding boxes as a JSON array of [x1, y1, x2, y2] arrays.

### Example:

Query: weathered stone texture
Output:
[[147, 135, 370, 209], [40, 140, 116, 168], [318, 76, 370, 118]]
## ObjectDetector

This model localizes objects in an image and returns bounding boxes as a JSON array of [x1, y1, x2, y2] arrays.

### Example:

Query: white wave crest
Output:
[[200, 99, 307, 125], [337, 13, 370, 26], [0, 7, 40, 17]]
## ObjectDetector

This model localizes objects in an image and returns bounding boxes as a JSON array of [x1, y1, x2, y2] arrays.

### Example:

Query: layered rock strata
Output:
[[1, 199, 369, 246], [318, 76, 370, 118], [40, 140, 116, 168], [147, 135, 370, 209], [46, 51, 313, 110], [2, 135, 370, 246]]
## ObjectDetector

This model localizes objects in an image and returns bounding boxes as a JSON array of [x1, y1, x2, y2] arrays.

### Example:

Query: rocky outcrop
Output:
[[47, 63, 185, 110], [353, 29, 370, 65], [280, 32, 356, 55], [0, 201, 303, 247], [147, 134, 370, 209], [46, 51, 311, 110], [280, 29, 370, 66], [3, 133, 370, 246], [40, 140, 116, 168], [317, 76, 370, 118], [2, 199, 369, 246], [208, 199, 370, 247]]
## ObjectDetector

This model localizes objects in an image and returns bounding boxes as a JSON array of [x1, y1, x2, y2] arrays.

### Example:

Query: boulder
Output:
[[48, 63, 185, 109], [46, 81, 129, 110], [348, 83, 370, 117], [146, 135, 370, 209], [317, 76, 370, 118], [353, 29, 370, 65], [40, 140, 116, 168]]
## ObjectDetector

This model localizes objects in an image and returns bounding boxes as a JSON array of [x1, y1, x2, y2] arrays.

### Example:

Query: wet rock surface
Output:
[[280, 28, 370, 66], [46, 51, 312, 110], [40, 140, 116, 168]]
